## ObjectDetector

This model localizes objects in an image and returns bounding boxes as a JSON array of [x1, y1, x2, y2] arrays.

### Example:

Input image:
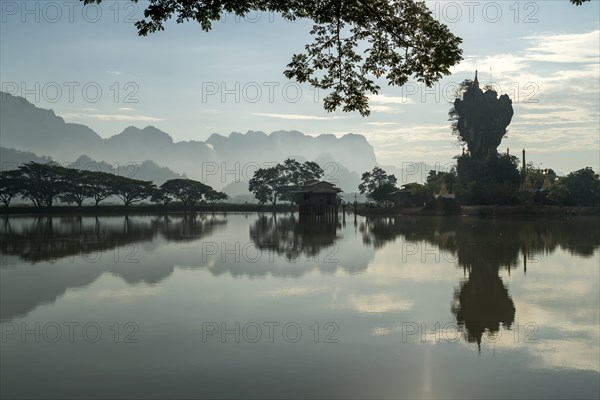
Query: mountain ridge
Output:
[[1, 91, 380, 190]]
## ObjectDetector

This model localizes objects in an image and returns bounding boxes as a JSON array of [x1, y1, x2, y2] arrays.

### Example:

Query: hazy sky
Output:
[[1, 0, 599, 174]]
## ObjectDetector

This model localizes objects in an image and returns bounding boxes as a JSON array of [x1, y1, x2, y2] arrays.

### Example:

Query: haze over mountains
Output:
[[1, 91, 421, 196], [1, 92, 376, 190]]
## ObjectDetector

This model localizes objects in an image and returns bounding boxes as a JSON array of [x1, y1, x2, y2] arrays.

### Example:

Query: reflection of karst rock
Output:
[[451, 269, 515, 349], [454, 72, 514, 158], [360, 215, 599, 349]]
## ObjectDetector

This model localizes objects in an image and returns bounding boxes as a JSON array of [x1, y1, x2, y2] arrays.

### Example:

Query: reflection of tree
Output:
[[360, 216, 600, 259], [0, 214, 228, 322], [0, 214, 226, 264], [249, 213, 339, 260], [154, 214, 227, 243], [361, 216, 600, 348]]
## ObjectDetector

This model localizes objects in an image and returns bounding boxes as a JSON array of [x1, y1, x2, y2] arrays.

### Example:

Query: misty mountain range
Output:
[[1, 91, 429, 198]]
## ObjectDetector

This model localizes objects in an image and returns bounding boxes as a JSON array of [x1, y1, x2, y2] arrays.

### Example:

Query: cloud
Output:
[[368, 94, 414, 105], [105, 70, 122, 75], [118, 107, 135, 111], [451, 54, 528, 75], [260, 286, 331, 297], [362, 122, 401, 127], [369, 105, 403, 113], [523, 30, 600, 63], [60, 112, 164, 122], [252, 112, 350, 120], [347, 293, 414, 313], [436, 30, 599, 161]]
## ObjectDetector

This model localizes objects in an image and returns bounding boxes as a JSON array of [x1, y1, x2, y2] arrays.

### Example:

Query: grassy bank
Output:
[[2, 203, 598, 217], [0, 203, 298, 216], [356, 205, 599, 217]]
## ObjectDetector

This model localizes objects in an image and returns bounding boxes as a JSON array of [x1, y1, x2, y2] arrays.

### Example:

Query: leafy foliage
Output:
[[82, 0, 463, 116], [369, 181, 398, 204], [249, 164, 285, 205], [205, 190, 229, 205], [248, 159, 324, 205], [0, 170, 24, 207], [160, 179, 212, 207], [17, 162, 70, 207], [81, 171, 118, 206], [455, 153, 521, 205], [559, 168, 600, 206], [425, 169, 457, 193], [59, 169, 94, 207], [110, 175, 157, 206], [359, 166, 397, 201]]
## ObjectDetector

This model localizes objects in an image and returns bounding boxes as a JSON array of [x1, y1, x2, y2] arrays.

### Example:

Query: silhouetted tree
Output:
[[548, 180, 569, 206], [150, 187, 172, 205], [278, 159, 324, 203], [111, 175, 156, 206], [18, 162, 70, 207], [160, 179, 212, 207], [369, 181, 397, 204], [359, 166, 397, 202], [205, 190, 228, 205], [249, 159, 323, 205], [560, 167, 600, 206], [426, 169, 457, 193], [59, 169, 93, 207], [0, 170, 23, 207], [87, 171, 117, 206], [82, 0, 463, 116], [249, 165, 284, 205], [524, 163, 556, 190], [455, 153, 521, 205]]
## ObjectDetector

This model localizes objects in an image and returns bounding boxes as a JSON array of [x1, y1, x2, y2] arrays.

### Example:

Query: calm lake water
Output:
[[1, 213, 599, 399]]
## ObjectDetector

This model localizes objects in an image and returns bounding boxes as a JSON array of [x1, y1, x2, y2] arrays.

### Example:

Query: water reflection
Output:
[[1, 214, 598, 398], [0, 214, 226, 263], [2, 213, 599, 348], [1, 213, 374, 321], [250, 213, 339, 260], [360, 216, 600, 349], [0, 214, 228, 321]]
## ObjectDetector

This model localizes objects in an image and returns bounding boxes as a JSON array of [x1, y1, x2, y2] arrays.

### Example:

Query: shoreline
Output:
[[0, 203, 298, 216], [1, 204, 598, 217], [355, 205, 600, 217]]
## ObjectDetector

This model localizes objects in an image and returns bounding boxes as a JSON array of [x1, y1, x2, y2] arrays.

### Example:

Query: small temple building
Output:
[[385, 183, 421, 207], [434, 182, 456, 200], [295, 180, 342, 218]]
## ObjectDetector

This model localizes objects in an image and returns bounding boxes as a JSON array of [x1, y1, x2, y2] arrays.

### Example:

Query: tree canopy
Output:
[[82, 0, 463, 116], [0, 170, 23, 207], [248, 159, 324, 205], [160, 178, 213, 207], [358, 166, 398, 203]]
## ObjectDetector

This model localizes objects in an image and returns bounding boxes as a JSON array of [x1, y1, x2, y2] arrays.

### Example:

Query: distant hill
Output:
[[71, 155, 187, 185], [0, 147, 52, 168], [0, 147, 185, 185], [0, 92, 380, 190]]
